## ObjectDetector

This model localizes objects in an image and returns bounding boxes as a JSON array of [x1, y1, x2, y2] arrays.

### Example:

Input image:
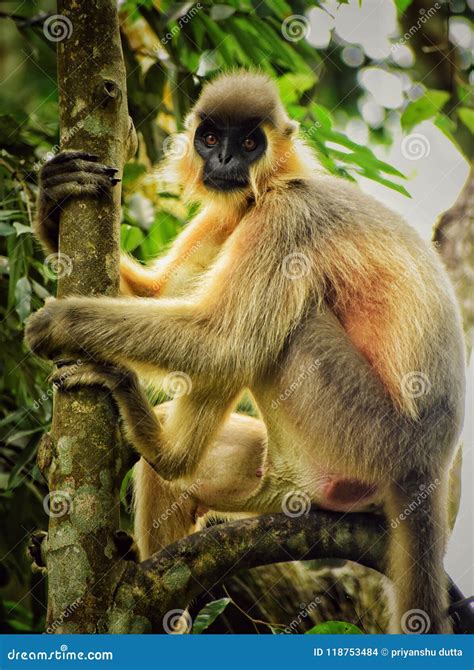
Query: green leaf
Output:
[[458, 107, 474, 135], [401, 89, 450, 131], [15, 276, 32, 322], [210, 4, 236, 20], [356, 168, 412, 198], [192, 597, 231, 634], [7, 436, 39, 490], [309, 104, 333, 131], [0, 222, 15, 236], [0, 209, 22, 220], [120, 468, 134, 511], [277, 73, 316, 105], [306, 621, 364, 634], [120, 224, 145, 253], [13, 222, 33, 236], [395, 0, 414, 13]]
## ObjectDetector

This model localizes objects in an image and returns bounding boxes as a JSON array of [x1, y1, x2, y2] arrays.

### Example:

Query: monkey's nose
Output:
[[218, 153, 233, 165]]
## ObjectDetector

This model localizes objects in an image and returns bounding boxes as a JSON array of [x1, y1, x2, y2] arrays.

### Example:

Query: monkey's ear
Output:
[[284, 119, 299, 137], [184, 112, 197, 131]]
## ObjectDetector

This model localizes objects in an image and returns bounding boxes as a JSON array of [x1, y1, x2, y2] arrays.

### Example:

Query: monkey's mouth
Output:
[[204, 176, 249, 192]]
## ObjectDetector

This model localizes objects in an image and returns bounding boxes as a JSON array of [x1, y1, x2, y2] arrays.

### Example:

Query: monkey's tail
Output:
[[385, 471, 451, 634]]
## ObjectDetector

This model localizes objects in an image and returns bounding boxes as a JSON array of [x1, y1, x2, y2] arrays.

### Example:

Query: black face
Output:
[[194, 118, 267, 192]]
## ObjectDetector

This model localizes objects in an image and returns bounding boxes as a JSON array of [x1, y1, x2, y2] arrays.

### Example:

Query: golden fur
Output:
[[27, 70, 465, 634]]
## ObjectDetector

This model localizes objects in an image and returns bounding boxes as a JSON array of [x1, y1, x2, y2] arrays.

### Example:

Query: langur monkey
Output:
[[27, 70, 465, 634]]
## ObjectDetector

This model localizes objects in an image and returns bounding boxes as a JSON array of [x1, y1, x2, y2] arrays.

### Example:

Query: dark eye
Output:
[[204, 133, 218, 147], [243, 137, 257, 151]]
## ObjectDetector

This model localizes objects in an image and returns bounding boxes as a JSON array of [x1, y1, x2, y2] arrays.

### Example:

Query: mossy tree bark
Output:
[[38, 1, 136, 633]]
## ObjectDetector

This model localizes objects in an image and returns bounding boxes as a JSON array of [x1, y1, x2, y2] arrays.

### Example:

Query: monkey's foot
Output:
[[28, 530, 47, 570], [113, 530, 139, 562]]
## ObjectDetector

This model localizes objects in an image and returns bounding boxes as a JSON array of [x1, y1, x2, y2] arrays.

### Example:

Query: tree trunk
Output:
[[38, 1, 136, 633]]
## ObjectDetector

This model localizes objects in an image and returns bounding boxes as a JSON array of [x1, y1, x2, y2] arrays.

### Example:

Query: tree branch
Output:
[[109, 510, 388, 633]]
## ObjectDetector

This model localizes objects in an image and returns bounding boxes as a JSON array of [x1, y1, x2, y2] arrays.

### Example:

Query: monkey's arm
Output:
[[26, 202, 310, 384], [119, 206, 229, 297]]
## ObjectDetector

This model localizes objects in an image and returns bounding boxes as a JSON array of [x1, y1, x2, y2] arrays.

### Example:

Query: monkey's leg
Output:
[[35, 151, 120, 252], [50, 361, 165, 467], [134, 406, 268, 558], [49, 361, 238, 481], [260, 309, 459, 634]]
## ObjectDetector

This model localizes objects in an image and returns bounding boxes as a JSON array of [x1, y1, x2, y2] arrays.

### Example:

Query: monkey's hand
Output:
[[24, 298, 81, 360], [36, 151, 120, 253]]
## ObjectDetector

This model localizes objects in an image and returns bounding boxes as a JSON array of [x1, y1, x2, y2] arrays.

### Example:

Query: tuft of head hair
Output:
[[162, 69, 319, 205], [187, 70, 298, 136]]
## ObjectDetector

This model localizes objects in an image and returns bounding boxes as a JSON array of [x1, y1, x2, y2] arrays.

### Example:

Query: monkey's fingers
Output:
[[48, 360, 130, 393], [39, 150, 120, 207]]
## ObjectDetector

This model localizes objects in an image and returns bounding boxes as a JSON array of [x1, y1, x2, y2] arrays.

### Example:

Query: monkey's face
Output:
[[194, 118, 267, 192]]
